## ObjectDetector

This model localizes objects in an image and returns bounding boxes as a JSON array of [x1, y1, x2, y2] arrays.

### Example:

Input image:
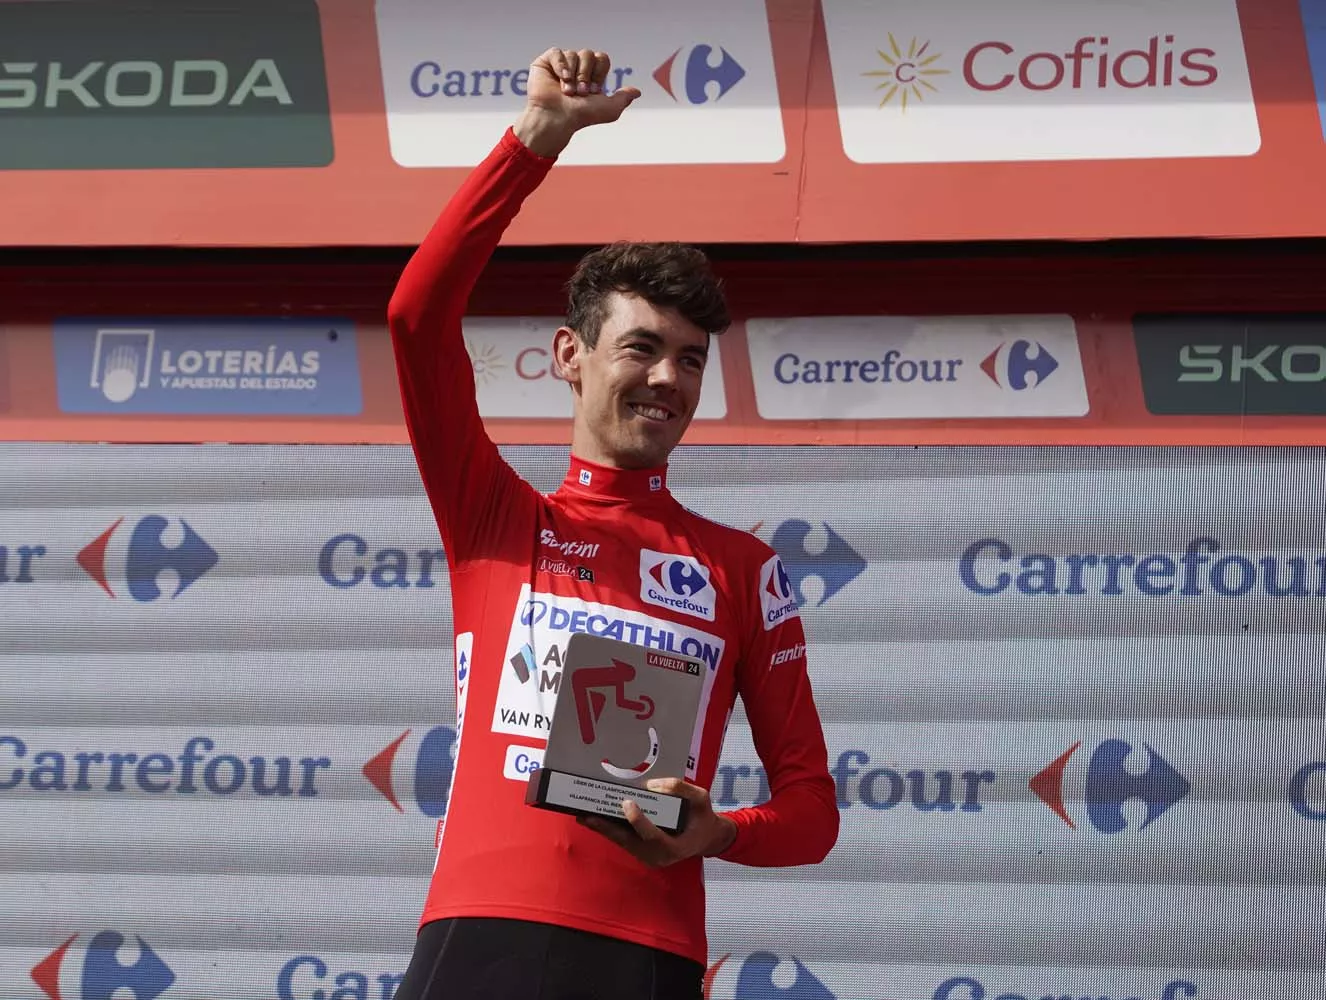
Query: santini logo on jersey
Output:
[[639, 549, 717, 621], [540, 529, 600, 560], [759, 554, 801, 630]]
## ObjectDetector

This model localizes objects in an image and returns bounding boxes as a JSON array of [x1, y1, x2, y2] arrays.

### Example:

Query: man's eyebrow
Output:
[[619, 327, 708, 358]]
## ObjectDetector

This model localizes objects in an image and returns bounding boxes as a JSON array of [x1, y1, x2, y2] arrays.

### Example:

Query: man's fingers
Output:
[[590, 51, 610, 92], [575, 48, 597, 92], [561, 48, 580, 90], [646, 777, 692, 798]]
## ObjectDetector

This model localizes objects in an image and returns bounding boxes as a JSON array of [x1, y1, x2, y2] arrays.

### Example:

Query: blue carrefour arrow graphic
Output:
[[770, 520, 866, 608], [82, 931, 175, 1000], [1086, 740, 1191, 833]]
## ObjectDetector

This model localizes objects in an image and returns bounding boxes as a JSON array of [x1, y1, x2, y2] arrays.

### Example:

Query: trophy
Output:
[[525, 631, 705, 834]]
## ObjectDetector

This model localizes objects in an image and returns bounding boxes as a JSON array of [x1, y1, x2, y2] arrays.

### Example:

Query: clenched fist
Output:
[[513, 47, 642, 157]]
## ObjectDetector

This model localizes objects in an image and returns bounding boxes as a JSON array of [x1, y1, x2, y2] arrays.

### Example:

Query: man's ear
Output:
[[552, 326, 583, 385]]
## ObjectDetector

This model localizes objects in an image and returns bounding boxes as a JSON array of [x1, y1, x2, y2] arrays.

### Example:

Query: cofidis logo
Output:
[[32, 931, 175, 1000], [822, 0, 1259, 163]]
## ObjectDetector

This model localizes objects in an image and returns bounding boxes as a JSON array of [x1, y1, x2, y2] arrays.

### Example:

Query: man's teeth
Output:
[[631, 404, 670, 420]]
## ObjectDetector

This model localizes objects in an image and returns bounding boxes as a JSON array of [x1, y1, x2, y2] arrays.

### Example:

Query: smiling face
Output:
[[554, 291, 710, 470]]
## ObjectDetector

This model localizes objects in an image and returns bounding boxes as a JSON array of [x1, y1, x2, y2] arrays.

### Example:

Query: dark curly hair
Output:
[[565, 242, 730, 349]]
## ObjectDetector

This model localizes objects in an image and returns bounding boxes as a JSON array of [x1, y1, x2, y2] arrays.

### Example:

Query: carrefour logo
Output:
[[639, 548, 717, 621], [407, 42, 746, 106], [1031, 739, 1190, 834], [960, 536, 1326, 599], [979, 339, 1059, 390], [0, 734, 330, 798], [653, 43, 746, 104], [753, 519, 866, 608], [705, 952, 836, 999], [1290, 759, 1325, 820], [78, 515, 218, 601], [31, 930, 176, 1000], [934, 976, 1199, 999], [362, 726, 456, 817], [277, 955, 404, 1000]]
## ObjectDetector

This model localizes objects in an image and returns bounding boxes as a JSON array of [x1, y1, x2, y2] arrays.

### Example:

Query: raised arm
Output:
[[386, 48, 640, 559]]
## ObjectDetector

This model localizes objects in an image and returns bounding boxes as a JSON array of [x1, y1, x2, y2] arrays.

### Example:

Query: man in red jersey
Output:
[[387, 44, 839, 1000]]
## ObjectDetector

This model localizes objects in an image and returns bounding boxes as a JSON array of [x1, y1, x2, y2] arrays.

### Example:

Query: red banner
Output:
[[2, 0, 1325, 247], [6, 310, 1326, 447]]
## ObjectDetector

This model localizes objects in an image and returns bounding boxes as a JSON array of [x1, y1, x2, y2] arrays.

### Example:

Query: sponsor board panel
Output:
[[700, 958, 1316, 1000], [1, 719, 1320, 880], [463, 317, 727, 419], [0, 946, 1315, 1000], [1134, 313, 1326, 415], [745, 315, 1089, 419], [0, 651, 450, 726], [821, 0, 1260, 164], [51, 318, 362, 416], [2, 440, 1325, 993], [0, 0, 333, 170], [0, 874, 1318, 969], [374, 0, 784, 166]]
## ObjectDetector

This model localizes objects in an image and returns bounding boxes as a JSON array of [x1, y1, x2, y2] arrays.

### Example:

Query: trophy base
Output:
[[525, 768, 687, 834]]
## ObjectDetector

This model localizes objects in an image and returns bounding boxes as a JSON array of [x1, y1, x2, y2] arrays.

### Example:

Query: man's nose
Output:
[[647, 358, 679, 387]]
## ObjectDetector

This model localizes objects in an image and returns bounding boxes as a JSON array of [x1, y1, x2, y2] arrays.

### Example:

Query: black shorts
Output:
[[393, 916, 706, 1000]]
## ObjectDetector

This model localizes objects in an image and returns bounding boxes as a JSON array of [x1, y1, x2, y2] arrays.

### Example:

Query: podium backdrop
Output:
[[1, 441, 1321, 1000]]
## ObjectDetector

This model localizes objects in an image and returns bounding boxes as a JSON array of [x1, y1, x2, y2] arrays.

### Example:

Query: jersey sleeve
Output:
[[715, 550, 840, 867], [386, 128, 556, 564]]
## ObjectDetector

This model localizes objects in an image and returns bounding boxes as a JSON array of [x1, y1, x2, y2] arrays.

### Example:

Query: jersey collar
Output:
[[559, 454, 672, 503]]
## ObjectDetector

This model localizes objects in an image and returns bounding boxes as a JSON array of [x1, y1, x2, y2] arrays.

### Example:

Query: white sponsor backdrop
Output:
[[745, 314, 1089, 419], [463, 317, 728, 420], [2, 442, 1324, 1000], [374, 0, 785, 166], [822, 0, 1261, 164]]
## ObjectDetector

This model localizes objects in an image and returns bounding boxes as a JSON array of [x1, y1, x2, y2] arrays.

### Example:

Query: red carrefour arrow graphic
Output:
[[702, 953, 730, 999], [1030, 741, 1080, 830], [76, 518, 121, 597], [363, 730, 410, 813], [653, 47, 680, 99], [31, 932, 77, 1000]]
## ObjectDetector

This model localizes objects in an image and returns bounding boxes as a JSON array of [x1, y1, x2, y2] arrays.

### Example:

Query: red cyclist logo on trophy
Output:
[[572, 658, 660, 780]]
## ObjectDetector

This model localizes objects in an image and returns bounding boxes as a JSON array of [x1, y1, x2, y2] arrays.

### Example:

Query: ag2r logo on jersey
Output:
[[640, 548, 718, 621], [77, 515, 218, 601], [1031, 739, 1191, 833], [32, 931, 176, 1000]]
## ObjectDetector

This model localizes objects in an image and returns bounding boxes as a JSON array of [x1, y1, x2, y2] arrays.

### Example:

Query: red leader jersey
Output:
[[386, 127, 839, 966]]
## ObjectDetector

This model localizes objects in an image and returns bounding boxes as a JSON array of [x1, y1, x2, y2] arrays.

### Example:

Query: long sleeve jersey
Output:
[[385, 126, 839, 966]]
